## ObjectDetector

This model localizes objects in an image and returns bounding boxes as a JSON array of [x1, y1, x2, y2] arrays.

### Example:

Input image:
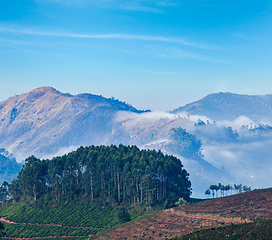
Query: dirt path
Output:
[[0, 217, 93, 229], [3, 236, 77, 239], [164, 209, 247, 224], [0, 217, 93, 239]]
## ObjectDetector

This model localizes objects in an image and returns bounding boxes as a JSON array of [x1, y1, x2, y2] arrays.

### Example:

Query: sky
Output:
[[0, 0, 272, 111]]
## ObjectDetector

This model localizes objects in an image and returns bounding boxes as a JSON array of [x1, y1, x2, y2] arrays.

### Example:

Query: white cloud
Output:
[[36, 0, 177, 11], [0, 26, 222, 50], [119, 5, 163, 13], [40, 145, 79, 160], [217, 116, 256, 131], [115, 111, 180, 123], [153, 47, 232, 63]]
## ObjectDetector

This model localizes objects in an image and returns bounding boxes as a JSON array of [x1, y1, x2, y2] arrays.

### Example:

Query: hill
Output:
[[2, 164, 272, 240], [172, 219, 272, 240], [0, 86, 233, 199], [94, 188, 272, 239], [0, 87, 149, 160], [0, 144, 192, 239], [171, 92, 272, 122], [2, 88, 272, 199], [7, 145, 192, 205], [0, 201, 145, 239]]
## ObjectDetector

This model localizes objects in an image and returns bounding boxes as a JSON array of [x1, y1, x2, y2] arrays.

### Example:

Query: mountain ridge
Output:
[[2, 87, 272, 198], [0, 86, 149, 160], [171, 92, 272, 122]]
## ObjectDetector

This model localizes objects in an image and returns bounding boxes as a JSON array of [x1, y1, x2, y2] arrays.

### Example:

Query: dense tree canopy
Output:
[[9, 145, 191, 206]]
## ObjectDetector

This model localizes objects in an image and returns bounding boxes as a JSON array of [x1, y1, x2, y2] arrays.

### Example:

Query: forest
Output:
[[6, 144, 192, 206]]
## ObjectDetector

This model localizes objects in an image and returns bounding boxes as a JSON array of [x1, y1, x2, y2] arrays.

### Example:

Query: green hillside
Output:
[[0, 144, 192, 239], [0, 201, 146, 239]]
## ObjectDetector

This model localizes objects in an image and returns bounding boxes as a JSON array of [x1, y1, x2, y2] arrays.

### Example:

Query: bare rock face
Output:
[[0, 87, 147, 160]]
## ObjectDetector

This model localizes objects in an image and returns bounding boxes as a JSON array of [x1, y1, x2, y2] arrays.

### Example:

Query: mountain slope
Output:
[[171, 92, 272, 122], [0, 87, 148, 160], [0, 87, 226, 199]]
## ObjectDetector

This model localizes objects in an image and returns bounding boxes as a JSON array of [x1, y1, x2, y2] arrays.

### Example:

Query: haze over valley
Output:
[[1, 1, 272, 239], [1, 86, 272, 198]]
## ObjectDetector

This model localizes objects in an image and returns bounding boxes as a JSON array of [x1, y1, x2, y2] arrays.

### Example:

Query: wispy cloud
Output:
[[0, 26, 221, 50], [232, 33, 261, 42], [119, 0, 178, 12], [37, 0, 178, 12], [137, 70, 184, 75], [153, 47, 234, 64], [119, 5, 163, 13]]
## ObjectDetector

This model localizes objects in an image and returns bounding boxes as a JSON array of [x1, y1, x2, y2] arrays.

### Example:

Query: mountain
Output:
[[171, 92, 272, 122], [2, 88, 272, 198], [0, 86, 149, 160]]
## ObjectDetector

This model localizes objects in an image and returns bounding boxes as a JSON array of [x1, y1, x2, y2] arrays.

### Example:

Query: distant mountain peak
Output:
[[30, 86, 57, 92], [29, 86, 73, 97], [171, 92, 272, 122]]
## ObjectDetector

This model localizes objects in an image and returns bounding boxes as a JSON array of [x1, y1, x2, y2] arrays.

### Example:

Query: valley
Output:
[[3, 87, 272, 198], [1, 87, 272, 239]]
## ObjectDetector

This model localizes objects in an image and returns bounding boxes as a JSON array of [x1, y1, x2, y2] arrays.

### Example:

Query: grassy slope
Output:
[[0, 201, 144, 239]]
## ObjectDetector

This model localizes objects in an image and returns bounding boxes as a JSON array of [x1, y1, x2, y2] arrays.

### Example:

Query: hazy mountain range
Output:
[[172, 92, 272, 122], [1, 87, 272, 198]]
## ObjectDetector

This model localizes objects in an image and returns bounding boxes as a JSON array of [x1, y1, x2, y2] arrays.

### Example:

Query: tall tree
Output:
[[205, 189, 211, 199], [209, 185, 217, 198]]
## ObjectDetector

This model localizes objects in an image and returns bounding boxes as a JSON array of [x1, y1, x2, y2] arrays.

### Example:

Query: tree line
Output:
[[5, 144, 191, 206], [205, 183, 252, 198]]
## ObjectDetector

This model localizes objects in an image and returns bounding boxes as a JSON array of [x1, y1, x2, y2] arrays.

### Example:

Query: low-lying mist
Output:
[[111, 111, 272, 198], [9, 109, 272, 198]]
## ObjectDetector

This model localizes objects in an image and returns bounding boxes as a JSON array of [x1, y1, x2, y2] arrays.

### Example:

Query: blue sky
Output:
[[0, 0, 271, 111]]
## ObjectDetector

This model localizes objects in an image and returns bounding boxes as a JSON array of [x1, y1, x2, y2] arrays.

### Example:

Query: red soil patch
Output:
[[92, 210, 237, 240]]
